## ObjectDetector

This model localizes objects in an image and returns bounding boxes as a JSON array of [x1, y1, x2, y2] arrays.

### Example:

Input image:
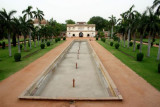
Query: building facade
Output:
[[66, 22, 96, 37]]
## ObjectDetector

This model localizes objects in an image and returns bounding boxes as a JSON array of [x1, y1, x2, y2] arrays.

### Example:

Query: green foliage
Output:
[[110, 42, 114, 46], [20, 44, 23, 49], [152, 38, 155, 42], [58, 37, 61, 41], [151, 42, 154, 47], [46, 42, 50, 46], [65, 19, 75, 24], [137, 53, 144, 61], [88, 16, 108, 31], [129, 42, 133, 47], [55, 38, 58, 43], [113, 36, 119, 41], [63, 37, 66, 40], [2, 42, 5, 49], [14, 53, 21, 62], [96, 37, 99, 40], [158, 63, 160, 73], [101, 38, 106, 42], [115, 43, 120, 49], [40, 43, 45, 49], [0, 42, 1, 46], [137, 44, 140, 49], [156, 43, 159, 45], [98, 31, 104, 38]]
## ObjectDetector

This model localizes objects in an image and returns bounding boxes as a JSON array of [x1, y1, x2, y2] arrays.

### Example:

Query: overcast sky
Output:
[[0, 0, 154, 23]]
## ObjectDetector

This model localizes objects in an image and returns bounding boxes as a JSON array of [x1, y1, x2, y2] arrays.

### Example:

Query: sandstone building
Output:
[[67, 22, 96, 37]]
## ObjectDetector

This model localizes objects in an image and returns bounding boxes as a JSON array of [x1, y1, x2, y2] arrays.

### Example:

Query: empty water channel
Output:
[[20, 40, 122, 100]]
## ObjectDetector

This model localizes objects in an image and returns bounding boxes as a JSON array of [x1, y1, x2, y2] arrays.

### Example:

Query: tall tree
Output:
[[22, 6, 34, 49], [152, 0, 160, 16], [145, 7, 159, 57], [88, 16, 108, 31], [119, 13, 128, 47], [19, 15, 33, 51], [125, 5, 137, 48], [108, 15, 117, 39], [33, 8, 44, 46], [0, 8, 17, 56], [13, 17, 21, 53], [65, 19, 75, 24], [131, 12, 141, 51]]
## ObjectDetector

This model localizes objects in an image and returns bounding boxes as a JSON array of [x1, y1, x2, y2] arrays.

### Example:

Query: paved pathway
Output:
[[0, 38, 160, 107]]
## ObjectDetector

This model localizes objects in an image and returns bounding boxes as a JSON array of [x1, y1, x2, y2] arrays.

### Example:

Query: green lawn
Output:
[[97, 39, 160, 91], [0, 40, 64, 81], [134, 38, 160, 44]]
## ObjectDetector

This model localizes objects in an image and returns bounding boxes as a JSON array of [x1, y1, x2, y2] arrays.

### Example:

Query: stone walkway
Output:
[[0, 38, 160, 107]]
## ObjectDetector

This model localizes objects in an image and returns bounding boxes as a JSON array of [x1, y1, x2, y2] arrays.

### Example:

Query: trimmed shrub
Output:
[[101, 38, 106, 42], [42, 39, 44, 42], [113, 36, 118, 41], [115, 43, 120, 49], [129, 42, 133, 47], [137, 53, 144, 61], [63, 37, 66, 40], [58, 37, 61, 41], [137, 44, 140, 49], [96, 37, 98, 40], [2, 42, 5, 49], [20, 44, 23, 49], [110, 42, 114, 46], [158, 63, 160, 73], [151, 42, 153, 47], [14, 53, 21, 62], [55, 38, 58, 43], [46, 42, 50, 46], [40, 43, 45, 49], [152, 38, 155, 42]]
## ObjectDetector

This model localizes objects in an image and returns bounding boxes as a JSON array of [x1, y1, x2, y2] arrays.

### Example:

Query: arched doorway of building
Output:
[[87, 34, 90, 37], [73, 34, 75, 37], [79, 32, 83, 37]]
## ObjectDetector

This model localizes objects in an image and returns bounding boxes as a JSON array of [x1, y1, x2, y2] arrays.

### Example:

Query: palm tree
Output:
[[22, 6, 34, 49], [0, 8, 17, 56], [119, 13, 128, 47], [131, 12, 141, 51], [31, 27, 38, 48], [125, 5, 137, 48], [152, 0, 160, 16], [145, 7, 159, 57], [13, 18, 21, 53], [33, 8, 44, 46], [19, 15, 34, 51], [108, 15, 117, 39]]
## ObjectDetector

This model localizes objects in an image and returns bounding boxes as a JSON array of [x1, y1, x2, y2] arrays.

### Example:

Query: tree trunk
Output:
[[38, 36, 39, 46], [140, 34, 143, 53], [147, 34, 151, 57], [17, 35, 21, 53], [24, 35, 27, 51], [34, 40, 36, 48], [127, 29, 131, 48], [12, 34, 16, 47], [157, 39, 160, 60], [123, 34, 126, 48], [111, 25, 113, 39], [29, 32, 32, 49], [8, 33, 12, 56], [133, 33, 136, 51]]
